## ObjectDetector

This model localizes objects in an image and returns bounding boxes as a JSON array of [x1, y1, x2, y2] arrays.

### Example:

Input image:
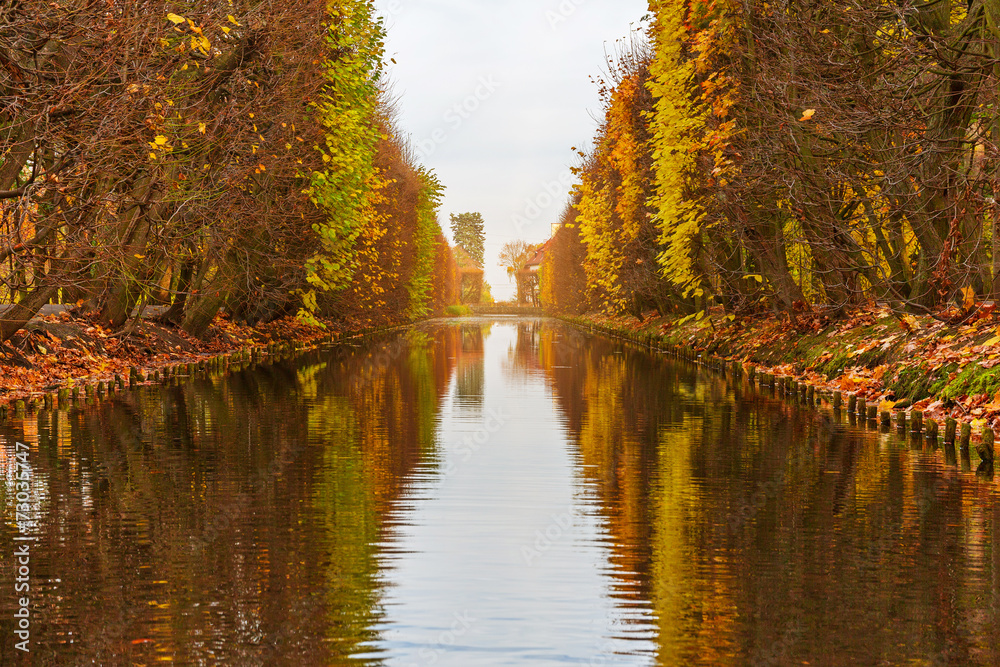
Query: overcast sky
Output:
[[374, 0, 650, 301]]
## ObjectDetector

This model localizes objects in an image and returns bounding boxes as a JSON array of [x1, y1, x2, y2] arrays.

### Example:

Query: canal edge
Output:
[[556, 315, 996, 475]]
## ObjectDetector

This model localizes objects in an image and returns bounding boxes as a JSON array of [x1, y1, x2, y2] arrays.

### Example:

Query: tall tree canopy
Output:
[[543, 0, 1000, 325], [450, 212, 485, 267], [0, 0, 458, 343]]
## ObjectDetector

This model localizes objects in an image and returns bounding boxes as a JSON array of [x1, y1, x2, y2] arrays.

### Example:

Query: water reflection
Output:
[[0, 319, 996, 665], [534, 322, 1000, 666], [0, 328, 458, 665], [369, 321, 656, 665]]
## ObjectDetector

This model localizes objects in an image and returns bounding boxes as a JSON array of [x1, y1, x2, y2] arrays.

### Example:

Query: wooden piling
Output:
[[944, 419, 957, 444], [959, 422, 972, 449], [980, 427, 995, 462], [866, 405, 877, 421], [880, 411, 891, 427], [926, 419, 939, 441], [911, 410, 923, 433], [833, 391, 843, 410], [848, 394, 857, 413]]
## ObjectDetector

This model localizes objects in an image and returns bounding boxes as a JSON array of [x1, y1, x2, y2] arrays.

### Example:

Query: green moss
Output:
[[939, 363, 1000, 400], [814, 353, 852, 379], [889, 362, 965, 402]]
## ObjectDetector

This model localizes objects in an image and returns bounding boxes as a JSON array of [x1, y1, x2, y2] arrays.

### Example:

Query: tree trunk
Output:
[[0, 284, 59, 344], [181, 291, 228, 339], [0, 121, 35, 193], [161, 260, 196, 324], [97, 175, 156, 329]]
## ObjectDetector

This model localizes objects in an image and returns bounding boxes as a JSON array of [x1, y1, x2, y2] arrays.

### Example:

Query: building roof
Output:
[[523, 240, 550, 271]]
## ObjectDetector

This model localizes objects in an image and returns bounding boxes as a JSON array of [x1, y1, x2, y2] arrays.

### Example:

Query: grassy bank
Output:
[[562, 306, 1000, 461], [0, 311, 412, 417]]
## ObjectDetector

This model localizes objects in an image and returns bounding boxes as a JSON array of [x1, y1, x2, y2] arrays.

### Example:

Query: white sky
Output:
[[375, 0, 650, 301]]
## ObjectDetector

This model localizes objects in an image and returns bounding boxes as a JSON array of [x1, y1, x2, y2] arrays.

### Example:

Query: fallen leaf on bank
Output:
[[899, 314, 920, 333]]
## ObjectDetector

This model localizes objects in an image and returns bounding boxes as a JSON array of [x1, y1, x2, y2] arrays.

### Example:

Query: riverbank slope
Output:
[[0, 310, 408, 412]]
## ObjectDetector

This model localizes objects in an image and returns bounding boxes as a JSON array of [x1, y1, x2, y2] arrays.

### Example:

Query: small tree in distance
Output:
[[498, 240, 537, 305]]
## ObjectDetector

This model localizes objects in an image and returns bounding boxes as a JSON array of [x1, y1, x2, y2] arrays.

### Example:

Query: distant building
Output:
[[519, 240, 550, 306]]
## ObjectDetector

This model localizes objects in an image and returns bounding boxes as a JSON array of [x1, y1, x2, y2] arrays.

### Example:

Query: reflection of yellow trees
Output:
[[303, 328, 461, 657], [538, 322, 1000, 664], [571, 349, 740, 663]]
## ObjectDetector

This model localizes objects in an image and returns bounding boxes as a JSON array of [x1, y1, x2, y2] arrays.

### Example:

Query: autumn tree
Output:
[[450, 212, 484, 304], [540, 203, 588, 314], [498, 239, 537, 304], [0, 0, 455, 344], [545, 1, 1000, 323], [450, 212, 485, 266], [572, 35, 684, 318], [646, 0, 1000, 316]]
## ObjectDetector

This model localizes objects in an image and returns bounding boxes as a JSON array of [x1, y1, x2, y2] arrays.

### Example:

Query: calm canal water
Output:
[[1, 318, 998, 665]]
